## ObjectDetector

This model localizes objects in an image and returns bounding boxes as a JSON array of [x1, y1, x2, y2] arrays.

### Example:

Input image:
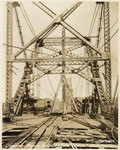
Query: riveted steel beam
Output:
[[104, 2, 111, 102], [6, 2, 13, 103]]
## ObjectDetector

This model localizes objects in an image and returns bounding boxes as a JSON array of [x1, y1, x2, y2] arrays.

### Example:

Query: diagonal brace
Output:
[[13, 2, 82, 58], [34, 1, 102, 55]]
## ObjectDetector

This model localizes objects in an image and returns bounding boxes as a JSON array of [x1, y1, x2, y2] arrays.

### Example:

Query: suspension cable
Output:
[[96, 18, 119, 45], [111, 19, 119, 29], [88, 4, 100, 36], [96, 4, 104, 48], [39, 1, 56, 16], [91, 5, 100, 36], [82, 19, 119, 66], [19, 3, 36, 37], [19, 6, 35, 37], [88, 28, 119, 58], [99, 29, 119, 50], [88, 4, 97, 36], [20, 2, 36, 36], [3, 43, 49, 55]]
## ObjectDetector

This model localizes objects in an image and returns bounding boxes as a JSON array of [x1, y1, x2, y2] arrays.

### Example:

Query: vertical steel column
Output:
[[86, 44, 106, 114], [14, 2, 27, 58], [31, 68, 35, 96], [37, 69, 40, 98], [37, 48, 42, 98], [84, 48, 90, 97], [62, 27, 66, 115], [6, 2, 13, 103], [104, 2, 111, 102], [29, 42, 39, 97]]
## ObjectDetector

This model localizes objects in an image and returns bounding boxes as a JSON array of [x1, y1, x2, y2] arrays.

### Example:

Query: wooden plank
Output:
[[53, 142, 118, 149]]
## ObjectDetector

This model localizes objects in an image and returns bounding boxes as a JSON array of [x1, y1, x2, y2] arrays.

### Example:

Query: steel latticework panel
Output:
[[6, 2, 13, 103], [5, 2, 114, 116], [104, 2, 112, 103]]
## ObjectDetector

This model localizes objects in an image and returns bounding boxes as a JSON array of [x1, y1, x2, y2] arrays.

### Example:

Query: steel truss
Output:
[[6, 2, 13, 103], [5, 2, 112, 115], [104, 2, 111, 103]]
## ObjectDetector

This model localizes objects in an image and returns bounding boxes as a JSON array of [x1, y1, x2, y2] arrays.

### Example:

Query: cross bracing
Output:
[[5, 1, 118, 116]]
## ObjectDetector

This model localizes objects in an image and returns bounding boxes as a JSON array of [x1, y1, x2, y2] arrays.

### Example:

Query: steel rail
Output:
[[28, 116, 58, 149], [34, 116, 61, 149], [4, 118, 50, 149], [8, 116, 58, 149]]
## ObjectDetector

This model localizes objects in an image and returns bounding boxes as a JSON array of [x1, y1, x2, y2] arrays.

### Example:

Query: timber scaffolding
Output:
[[2, 1, 118, 149]]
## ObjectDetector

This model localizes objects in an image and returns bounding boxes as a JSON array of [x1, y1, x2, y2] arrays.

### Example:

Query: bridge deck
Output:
[[2, 114, 118, 149]]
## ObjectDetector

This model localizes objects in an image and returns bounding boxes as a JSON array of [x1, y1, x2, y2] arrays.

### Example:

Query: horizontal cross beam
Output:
[[42, 37, 83, 46], [13, 57, 106, 63]]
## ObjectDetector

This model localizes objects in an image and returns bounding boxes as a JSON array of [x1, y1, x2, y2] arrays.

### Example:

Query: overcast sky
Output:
[[0, 1, 119, 102]]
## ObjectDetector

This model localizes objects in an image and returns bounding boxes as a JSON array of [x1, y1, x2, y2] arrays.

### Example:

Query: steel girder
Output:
[[6, 2, 13, 103], [104, 2, 111, 102], [13, 57, 105, 63], [13, 43, 39, 115], [42, 37, 83, 46], [86, 46, 106, 114], [61, 27, 66, 115]]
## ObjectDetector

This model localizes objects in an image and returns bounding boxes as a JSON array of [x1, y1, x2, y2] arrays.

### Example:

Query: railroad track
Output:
[[50, 115, 118, 149], [2, 116, 60, 149], [2, 114, 118, 149]]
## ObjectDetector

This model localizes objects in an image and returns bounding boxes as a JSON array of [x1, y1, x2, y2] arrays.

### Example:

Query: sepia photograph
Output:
[[0, 0, 119, 149]]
